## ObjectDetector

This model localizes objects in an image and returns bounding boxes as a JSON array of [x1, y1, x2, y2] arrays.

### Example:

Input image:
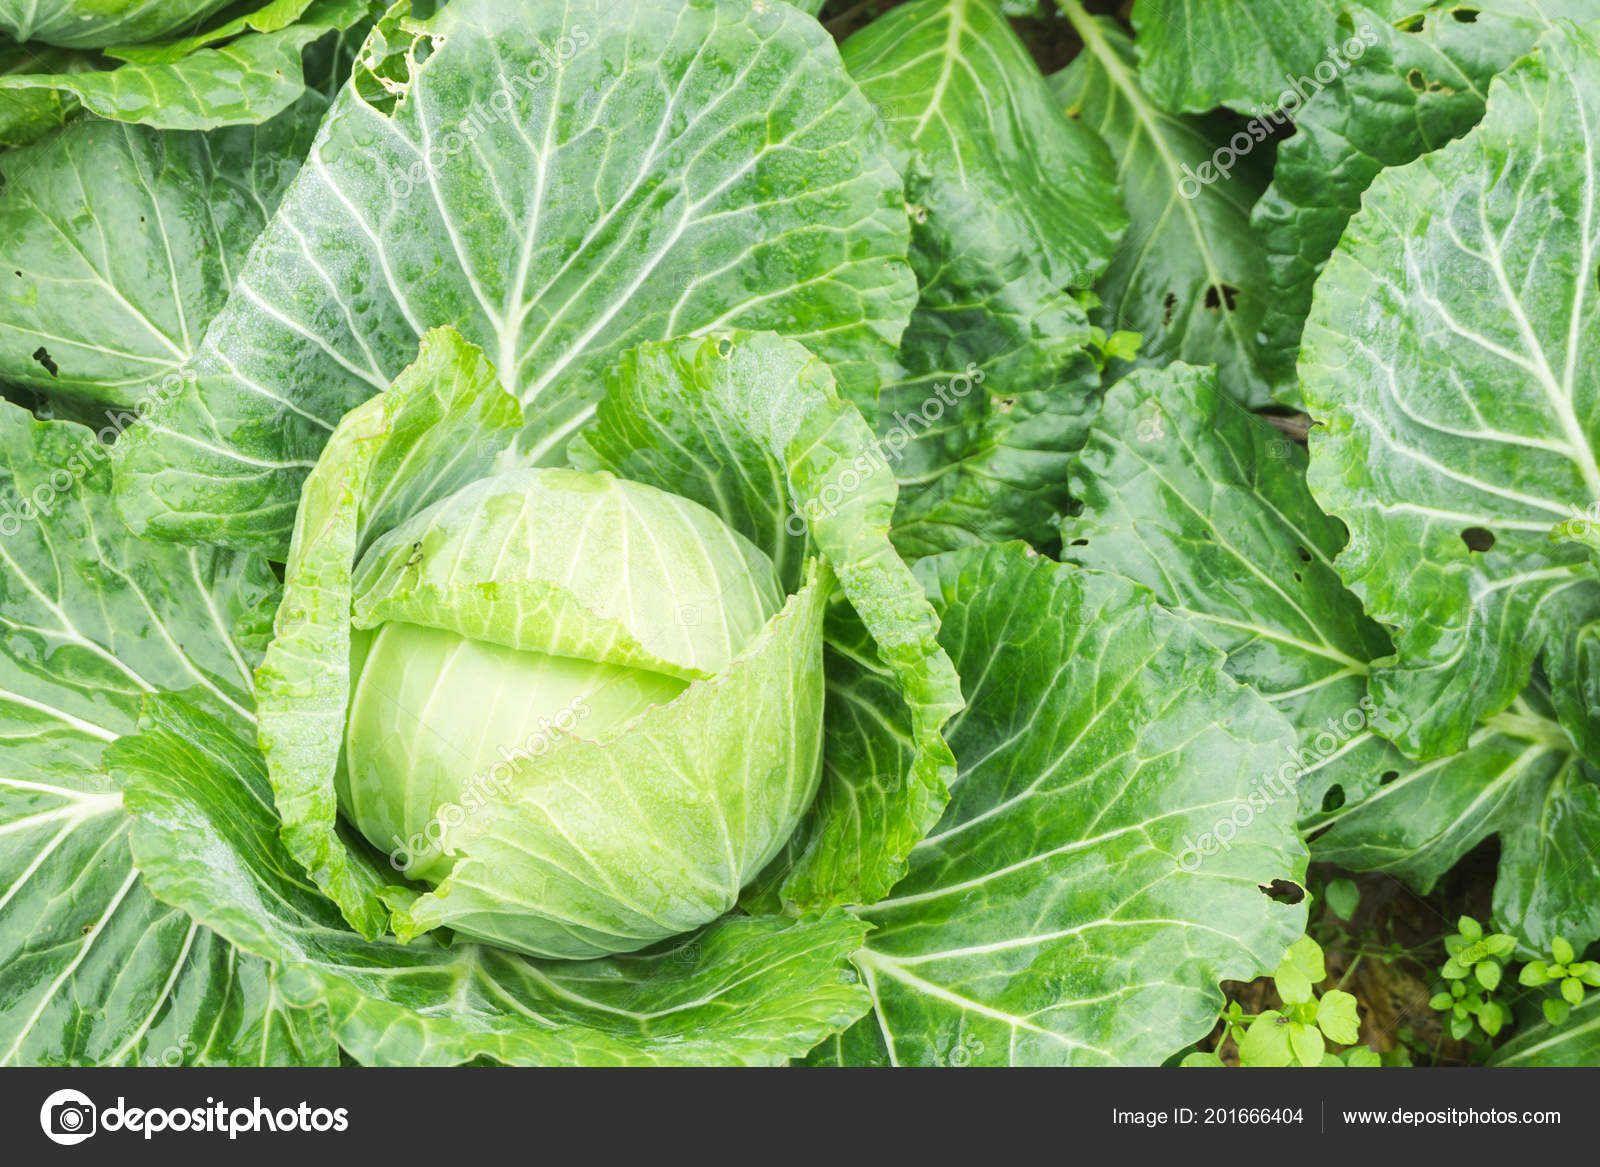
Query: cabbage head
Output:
[[338, 466, 822, 957], [255, 328, 962, 962]]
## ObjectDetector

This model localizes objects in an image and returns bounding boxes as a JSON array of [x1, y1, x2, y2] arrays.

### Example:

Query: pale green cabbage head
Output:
[[256, 328, 960, 977], [332, 466, 825, 958]]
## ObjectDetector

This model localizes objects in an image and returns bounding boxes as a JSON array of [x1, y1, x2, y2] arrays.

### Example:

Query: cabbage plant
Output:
[[58, 0, 1591, 1070], [255, 327, 964, 967]]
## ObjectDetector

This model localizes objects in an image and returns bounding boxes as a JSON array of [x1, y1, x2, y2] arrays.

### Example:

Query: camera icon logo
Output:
[[39, 1089, 96, 1146]]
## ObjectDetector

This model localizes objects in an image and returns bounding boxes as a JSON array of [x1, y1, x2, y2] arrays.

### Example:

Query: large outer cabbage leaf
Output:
[[0, 400, 335, 1066], [1313, 691, 1600, 954], [0, 0, 235, 49], [846, 0, 1120, 294], [1053, 12, 1272, 408], [1066, 364, 1398, 825], [0, 92, 327, 412], [0, 0, 369, 147], [103, 0, 324, 63], [1254, 1, 1592, 399], [812, 542, 1307, 1066], [1301, 18, 1600, 760], [842, 0, 1122, 556], [1129, 0, 1407, 114], [113, 0, 917, 557], [1065, 364, 1600, 953], [111, 695, 872, 1066]]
